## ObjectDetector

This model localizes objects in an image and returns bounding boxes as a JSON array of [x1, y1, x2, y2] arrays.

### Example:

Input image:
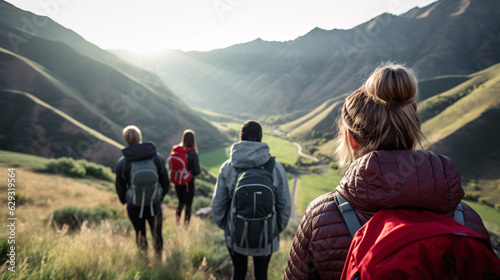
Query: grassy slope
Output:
[[199, 147, 230, 177], [0, 153, 296, 279], [419, 64, 500, 205], [5, 89, 124, 149], [280, 96, 343, 139], [420, 64, 500, 143], [296, 168, 344, 214], [0, 150, 51, 170], [0, 90, 123, 168]]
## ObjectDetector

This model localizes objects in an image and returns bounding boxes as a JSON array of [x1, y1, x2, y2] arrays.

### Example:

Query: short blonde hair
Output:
[[122, 125, 142, 145], [335, 62, 425, 170]]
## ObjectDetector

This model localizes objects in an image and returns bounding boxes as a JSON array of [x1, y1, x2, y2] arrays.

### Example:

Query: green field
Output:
[[199, 147, 230, 176], [296, 168, 344, 214], [265, 135, 299, 166], [200, 121, 300, 177], [464, 200, 500, 234]]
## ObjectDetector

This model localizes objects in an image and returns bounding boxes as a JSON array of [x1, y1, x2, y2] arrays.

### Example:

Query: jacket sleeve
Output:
[[211, 160, 232, 230], [284, 205, 320, 280], [274, 160, 291, 233], [115, 157, 127, 205], [189, 151, 201, 176], [155, 154, 170, 200]]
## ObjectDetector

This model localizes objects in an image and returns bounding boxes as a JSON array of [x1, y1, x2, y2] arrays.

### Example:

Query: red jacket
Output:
[[284, 150, 491, 280]]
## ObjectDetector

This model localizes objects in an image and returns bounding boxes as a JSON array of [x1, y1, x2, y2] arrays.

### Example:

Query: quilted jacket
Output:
[[284, 150, 490, 280]]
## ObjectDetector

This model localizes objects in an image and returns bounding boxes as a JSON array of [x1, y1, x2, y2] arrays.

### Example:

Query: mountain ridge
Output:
[[0, 4, 229, 167], [113, 0, 500, 118]]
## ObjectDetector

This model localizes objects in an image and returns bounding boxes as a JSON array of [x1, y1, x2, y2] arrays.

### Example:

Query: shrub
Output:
[[478, 197, 494, 207], [51, 205, 120, 231], [0, 238, 10, 264], [192, 196, 212, 212], [46, 158, 86, 178], [14, 192, 32, 205], [194, 180, 214, 198], [495, 204, 500, 211], [44, 157, 114, 182], [77, 160, 114, 182], [463, 191, 480, 202]]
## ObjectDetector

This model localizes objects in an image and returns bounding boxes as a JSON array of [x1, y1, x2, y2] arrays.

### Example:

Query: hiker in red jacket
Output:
[[170, 129, 201, 227], [284, 62, 492, 279]]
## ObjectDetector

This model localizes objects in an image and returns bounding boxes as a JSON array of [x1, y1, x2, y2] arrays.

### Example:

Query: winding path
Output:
[[293, 142, 319, 162], [290, 142, 321, 222]]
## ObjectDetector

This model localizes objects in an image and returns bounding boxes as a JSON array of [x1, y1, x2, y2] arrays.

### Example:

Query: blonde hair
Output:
[[335, 62, 425, 170], [180, 129, 198, 152], [122, 125, 142, 145]]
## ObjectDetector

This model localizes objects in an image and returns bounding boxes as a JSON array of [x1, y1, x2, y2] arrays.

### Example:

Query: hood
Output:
[[230, 141, 271, 169], [122, 142, 157, 161], [336, 150, 464, 214]]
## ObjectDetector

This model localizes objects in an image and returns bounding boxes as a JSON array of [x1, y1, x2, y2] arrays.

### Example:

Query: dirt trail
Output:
[[289, 142, 323, 222], [290, 173, 300, 222]]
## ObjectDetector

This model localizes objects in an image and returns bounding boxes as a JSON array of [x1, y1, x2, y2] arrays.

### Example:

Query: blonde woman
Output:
[[284, 63, 491, 279], [115, 125, 170, 261]]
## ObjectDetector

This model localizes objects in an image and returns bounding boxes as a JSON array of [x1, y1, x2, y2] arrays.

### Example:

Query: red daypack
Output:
[[340, 208, 500, 280], [167, 145, 194, 188]]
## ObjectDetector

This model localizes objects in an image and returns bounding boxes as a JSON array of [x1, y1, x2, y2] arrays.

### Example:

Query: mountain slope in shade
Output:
[[0, 90, 123, 167], [0, 5, 228, 167], [421, 63, 500, 181], [113, 0, 500, 118]]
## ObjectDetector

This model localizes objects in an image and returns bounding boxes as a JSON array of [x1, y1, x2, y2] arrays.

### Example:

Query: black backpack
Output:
[[228, 157, 278, 256], [124, 157, 162, 218]]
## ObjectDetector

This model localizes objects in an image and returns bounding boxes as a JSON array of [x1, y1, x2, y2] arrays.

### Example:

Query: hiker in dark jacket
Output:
[[172, 129, 201, 226], [115, 125, 170, 261], [284, 62, 491, 279]]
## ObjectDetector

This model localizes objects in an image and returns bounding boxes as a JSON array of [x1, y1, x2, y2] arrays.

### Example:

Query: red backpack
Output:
[[167, 145, 194, 189], [339, 206, 500, 279]]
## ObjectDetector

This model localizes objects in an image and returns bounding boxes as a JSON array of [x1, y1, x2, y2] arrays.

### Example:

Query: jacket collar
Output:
[[336, 150, 464, 214]]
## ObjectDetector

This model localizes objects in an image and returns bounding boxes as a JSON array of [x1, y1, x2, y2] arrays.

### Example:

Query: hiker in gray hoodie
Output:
[[212, 120, 291, 280]]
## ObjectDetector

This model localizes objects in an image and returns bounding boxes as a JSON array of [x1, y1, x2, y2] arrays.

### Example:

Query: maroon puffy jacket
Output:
[[284, 150, 491, 280]]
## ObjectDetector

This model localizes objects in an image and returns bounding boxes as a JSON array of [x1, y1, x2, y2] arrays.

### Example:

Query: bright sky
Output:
[[6, 0, 437, 53]]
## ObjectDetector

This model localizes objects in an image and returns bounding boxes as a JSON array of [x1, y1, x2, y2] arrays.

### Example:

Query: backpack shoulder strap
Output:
[[121, 159, 128, 188], [334, 191, 361, 237], [263, 156, 275, 173], [454, 202, 465, 225]]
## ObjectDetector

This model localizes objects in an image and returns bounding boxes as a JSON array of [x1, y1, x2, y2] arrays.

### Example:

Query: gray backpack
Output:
[[125, 158, 162, 218], [228, 158, 277, 256]]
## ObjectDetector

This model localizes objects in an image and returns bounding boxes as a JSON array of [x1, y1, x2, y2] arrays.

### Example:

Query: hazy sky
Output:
[[6, 0, 437, 53]]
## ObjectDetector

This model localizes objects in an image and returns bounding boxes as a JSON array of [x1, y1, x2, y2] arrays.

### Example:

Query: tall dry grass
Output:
[[0, 167, 296, 279]]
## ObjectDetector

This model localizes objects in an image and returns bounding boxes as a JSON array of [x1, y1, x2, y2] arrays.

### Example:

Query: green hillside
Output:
[[280, 95, 345, 139], [0, 89, 123, 167], [0, 18, 228, 167], [420, 64, 500, 204], [280, 63, 500, 206]]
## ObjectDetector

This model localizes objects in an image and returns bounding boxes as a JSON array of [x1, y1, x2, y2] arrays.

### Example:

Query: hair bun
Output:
[[363, 63, 418, 108]]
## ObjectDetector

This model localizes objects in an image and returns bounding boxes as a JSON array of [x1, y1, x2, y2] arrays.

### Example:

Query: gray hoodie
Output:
[[212, 141, 292, 254]]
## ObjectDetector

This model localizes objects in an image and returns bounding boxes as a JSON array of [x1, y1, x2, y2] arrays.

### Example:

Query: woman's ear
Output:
[[347, 130, 359, 151]]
